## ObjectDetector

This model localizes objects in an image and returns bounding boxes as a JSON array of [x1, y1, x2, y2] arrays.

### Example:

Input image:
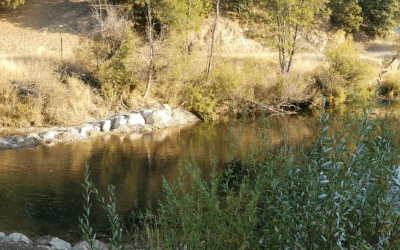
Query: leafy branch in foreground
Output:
[[79, 162, 126, 250]]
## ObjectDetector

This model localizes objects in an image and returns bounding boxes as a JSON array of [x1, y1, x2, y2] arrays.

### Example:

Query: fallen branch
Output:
[[236, 97, 296, 114]]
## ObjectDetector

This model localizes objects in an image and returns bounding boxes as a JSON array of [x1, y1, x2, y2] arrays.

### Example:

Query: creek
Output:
[[1, 103, 400, 242]]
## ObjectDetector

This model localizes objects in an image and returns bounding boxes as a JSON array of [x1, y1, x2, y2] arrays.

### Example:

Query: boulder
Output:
[[100, 120, 111, 132], [79, 126, 95, 138], [26, 133, 39, 139], [146, 110, 170, 124], [113, 116, 127, 129], [35, 235, 54, 246], [71, 240, 108, 250], [0, 232, 5, 238], [49, 237, 71, 250], [128, 113, 145, 125], [39, 131, 57, 140], [5, 233, 33, 244], [161, 104, 172, 116], [141, 109, 153, 119]]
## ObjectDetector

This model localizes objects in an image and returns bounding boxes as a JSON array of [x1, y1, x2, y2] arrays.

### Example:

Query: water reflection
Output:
[[0, 104, 398, 242]]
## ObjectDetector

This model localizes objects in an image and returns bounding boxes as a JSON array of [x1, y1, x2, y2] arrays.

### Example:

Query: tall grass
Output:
[[80, 71, 400, 249]]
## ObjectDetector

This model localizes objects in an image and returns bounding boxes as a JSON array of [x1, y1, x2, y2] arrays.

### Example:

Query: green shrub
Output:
[[382, 71, 400, 98], [188, 91, 217, 122], [325, 30, 375, 101], [94, 31, 138, 104]]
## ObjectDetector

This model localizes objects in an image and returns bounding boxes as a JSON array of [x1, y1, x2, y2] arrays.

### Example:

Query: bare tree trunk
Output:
[[143, 0, 153, 100], [207, 0, 219, 74], [287, 24, 299, 73]]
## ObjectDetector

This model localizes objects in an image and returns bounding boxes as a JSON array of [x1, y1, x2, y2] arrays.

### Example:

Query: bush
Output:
[[382, 71, 400, 99], [325, 30, 375, 101], [94, 31, 138, 104], [185, 62, 243, 121]]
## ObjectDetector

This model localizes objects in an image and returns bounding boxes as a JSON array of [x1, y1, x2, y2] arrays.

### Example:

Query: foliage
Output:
[[329, 0, 363, 32], [188, 91, 218, 122], [79, 163, 126, 250], [185, 62, 242, 121], [325, 30, 375, 100], [94, 31, 138, 104], [358, 0, 400, 35], [313, 69, 348, 105], [0, 0, 24, 9], [382, 71, 400, 99], [261, 0, 330, 73], [154, 0, 213, 54]]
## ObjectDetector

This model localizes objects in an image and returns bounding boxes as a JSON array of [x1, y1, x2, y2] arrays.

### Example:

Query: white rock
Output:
[[113, 116, 127, 129], [100, 120, 111, 132], [49, 237, 71, 250], [0, 232, 5, 238], [16, 137, 24, 143], [40, 131, 57, 140], [161, 111, 170, 123], [26, 133, 39, 139], [5, 233, 32, 244], [79, 126, 94, 137], [71, 240, 108, 250], [162, 104, 172, 116], [128, 113, 145, 125], [146, 110, 170, 124], [141, 109, 153, 118], [0, 138, 9, 145]]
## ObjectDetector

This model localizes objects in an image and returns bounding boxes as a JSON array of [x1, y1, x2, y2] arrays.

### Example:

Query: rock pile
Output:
[[0, 105, 200, 151], [0, 232, 109, 250]]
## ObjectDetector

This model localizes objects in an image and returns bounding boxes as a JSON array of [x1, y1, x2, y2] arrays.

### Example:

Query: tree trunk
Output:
[[207, 0, 219, 74], [287, 24, 299, 73], [143, 0, 153, 100]]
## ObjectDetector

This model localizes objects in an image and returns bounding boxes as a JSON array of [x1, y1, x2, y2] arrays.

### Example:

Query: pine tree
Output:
[[329, 0, 363, 32], [358, 0, 400, 35]]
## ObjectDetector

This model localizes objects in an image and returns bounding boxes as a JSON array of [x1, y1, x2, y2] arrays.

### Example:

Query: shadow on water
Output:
[[1, 102, 400, 242]]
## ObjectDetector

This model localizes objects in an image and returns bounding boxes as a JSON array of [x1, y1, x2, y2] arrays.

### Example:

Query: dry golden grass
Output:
[[0, 52, 110, 127]]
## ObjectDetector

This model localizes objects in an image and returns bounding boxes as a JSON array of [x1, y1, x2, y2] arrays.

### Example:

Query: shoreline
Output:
[[0, 104, 200, 151]]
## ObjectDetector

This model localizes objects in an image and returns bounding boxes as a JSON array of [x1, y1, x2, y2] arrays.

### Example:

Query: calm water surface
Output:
[[1, 105, 400, 242]]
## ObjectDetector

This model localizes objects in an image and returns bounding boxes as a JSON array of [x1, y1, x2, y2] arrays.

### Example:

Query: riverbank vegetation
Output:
[[0, 0, 400, 127], [80, 77, 400, 248]]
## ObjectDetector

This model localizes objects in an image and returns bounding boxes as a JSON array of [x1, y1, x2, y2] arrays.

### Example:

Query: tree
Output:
[[143, 0, 154, 100], [358, 0, 400, 35], [1, 0, 24, 9], [207, 0, 220, 74], [329, 0, 363, 32], [262, 0, 330, 73], [154, 0, 213, 55]]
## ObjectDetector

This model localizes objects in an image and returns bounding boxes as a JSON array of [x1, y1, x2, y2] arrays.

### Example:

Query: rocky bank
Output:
[[0, 232, 122, 250], [0, 104, 200, 151]]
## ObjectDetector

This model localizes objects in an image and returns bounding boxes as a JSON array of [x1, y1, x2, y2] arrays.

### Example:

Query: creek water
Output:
[[1, 103, 400, 243]]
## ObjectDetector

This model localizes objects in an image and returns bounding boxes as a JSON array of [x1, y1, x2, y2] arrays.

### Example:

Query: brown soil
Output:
[[0, 0, 95, 57]]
